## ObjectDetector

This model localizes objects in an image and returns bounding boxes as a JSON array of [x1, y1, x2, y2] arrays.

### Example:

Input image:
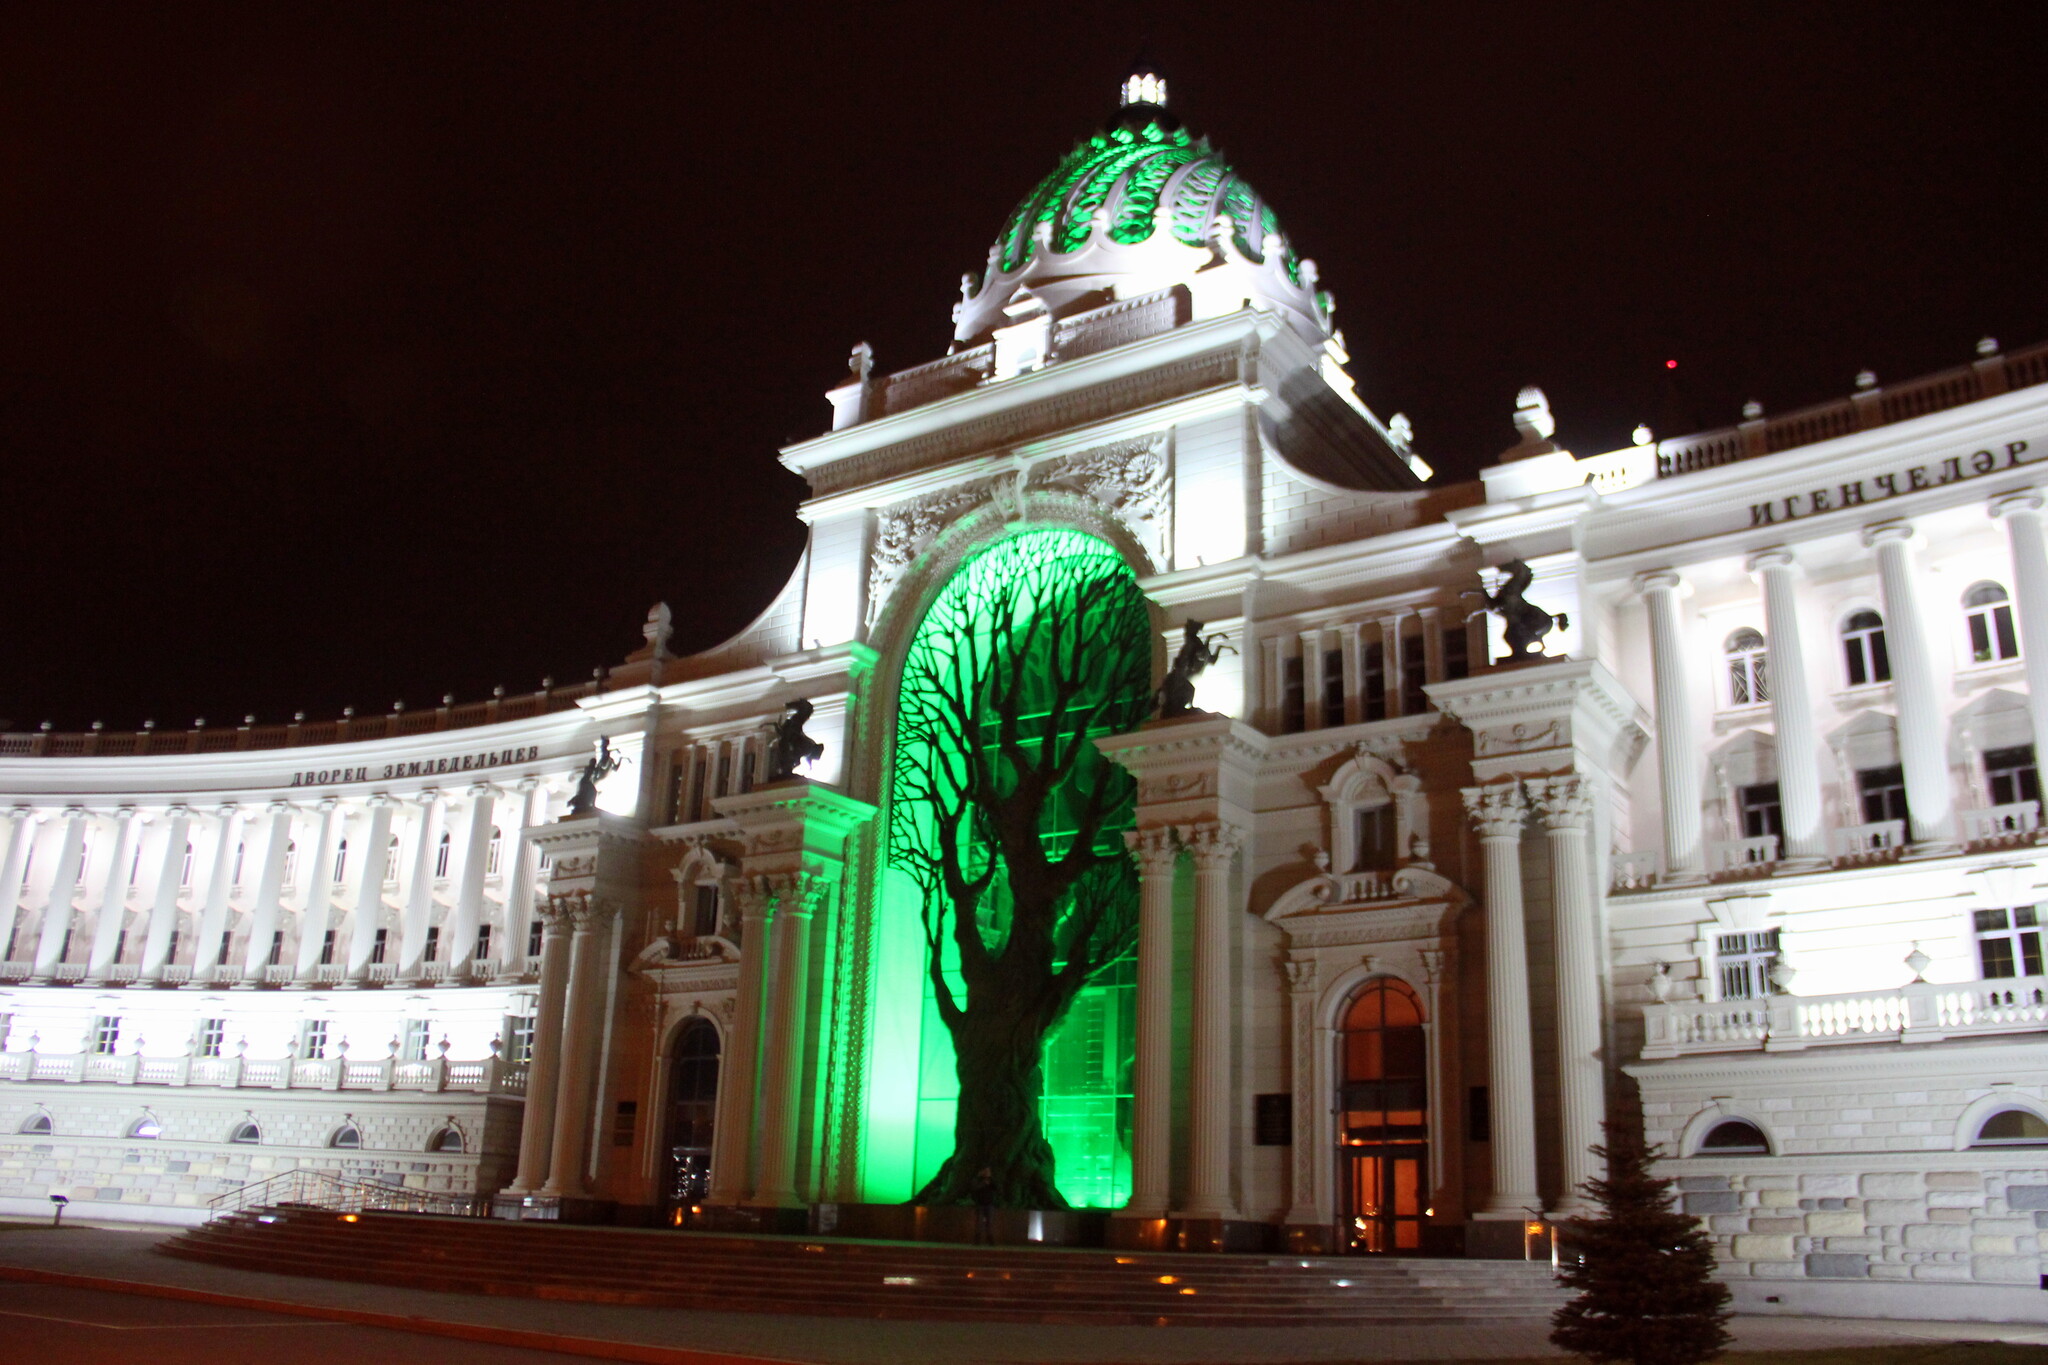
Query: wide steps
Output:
[[160, 1208, 1567, 1325]]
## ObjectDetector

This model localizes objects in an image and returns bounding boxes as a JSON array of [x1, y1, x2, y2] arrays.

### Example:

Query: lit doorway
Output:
[[1338, 977, 1428, 1253], [663, 1018, 720, 1221]]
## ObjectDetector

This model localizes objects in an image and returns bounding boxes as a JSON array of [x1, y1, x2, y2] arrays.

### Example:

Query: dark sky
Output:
[[4, 3, 2043, 732]]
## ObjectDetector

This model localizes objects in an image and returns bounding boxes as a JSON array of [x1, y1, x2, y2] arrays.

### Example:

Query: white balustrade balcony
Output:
[[364, 962, 396, 984], [1709, 835, 1779, 875], [1832, 819, 1906, 864], [160, 964, 191, 985], [103, 963, 140, 984], [1640, 975, 2048, 1059], [262, 964, 294, 985], [1963, 801, 2041, 848], [51, 964, 86, 982], [0, 962, 31, 982], [311, 963, 347, 984], [1610, 851, 1657, 892], [211, 964, 244, 985], [0, 1044, 525, 1095]]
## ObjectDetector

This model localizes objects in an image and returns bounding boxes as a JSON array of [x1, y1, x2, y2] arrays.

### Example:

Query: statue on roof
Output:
[[767, 698, 825, 780], [1467, 560, 1569, 658], [566, 735, 624, 818], [1154, 620, 1236, 717]]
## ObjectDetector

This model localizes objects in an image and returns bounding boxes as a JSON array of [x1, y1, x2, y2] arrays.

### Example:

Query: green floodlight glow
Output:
[[883, 528, 1150, 1209]]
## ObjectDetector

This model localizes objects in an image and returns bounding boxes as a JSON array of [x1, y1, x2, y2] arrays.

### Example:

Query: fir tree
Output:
[[1551, 1117, 1733, 1365]]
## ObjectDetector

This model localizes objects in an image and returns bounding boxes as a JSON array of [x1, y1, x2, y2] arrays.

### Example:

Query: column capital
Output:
[[515, 774, 543, 793], [1527, 774, 1595, 831], [466, 780, 498, 800], [1282, 955, 1317, 992], [1461, 782, 1528, 839], [1744, 545, 1799, 575], [414, 788, 444, 809], [7, 805, 34, 823], [363, 792, 395, 810], [58, 805, 88, 823], [567, 893, 619, 932], [1631, 568, 1685, 596], [265, 799, 295, 816], [1862, 518, 1917, 548], [1180, 820, 1245, 869], [113, 804, 139, 820], [1990, 488, 2045, 520], [1125, 826, 1179, 876], [761, 869, 830, 917], [314, 796, 340, 814], [213, 802, 239, 821], [163, 804, 190, 821]]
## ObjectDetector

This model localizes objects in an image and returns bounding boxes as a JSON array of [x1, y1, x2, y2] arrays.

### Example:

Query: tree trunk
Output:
[[913, 998, 1068, 1208]]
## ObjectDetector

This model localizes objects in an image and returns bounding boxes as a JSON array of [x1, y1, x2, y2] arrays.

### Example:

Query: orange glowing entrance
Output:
[[1339, 977, 1427, 1253]]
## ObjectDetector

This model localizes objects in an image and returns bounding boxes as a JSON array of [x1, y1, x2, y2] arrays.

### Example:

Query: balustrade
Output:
[[0, 1044, 523, 1094], [1610, 851, 1657, 891], [1832, 820, 1906, 863], [1709, 835, 1780, 874], [1963, 801, 2041, 847], [1641, 974, 2048, 1058]]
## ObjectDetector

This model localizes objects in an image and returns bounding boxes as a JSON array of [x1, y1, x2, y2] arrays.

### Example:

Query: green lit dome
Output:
[[953, 81, 1333, 346]]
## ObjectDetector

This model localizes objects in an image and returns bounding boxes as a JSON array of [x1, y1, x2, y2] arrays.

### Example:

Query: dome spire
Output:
[[1120, 48, 1166, 109]]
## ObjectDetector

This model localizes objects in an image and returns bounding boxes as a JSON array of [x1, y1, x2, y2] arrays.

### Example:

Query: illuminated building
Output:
[[1, 69, 2043, 1320]]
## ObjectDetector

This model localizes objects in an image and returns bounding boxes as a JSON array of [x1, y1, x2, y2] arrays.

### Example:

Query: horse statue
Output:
[[1154, 620, 1237, 718], [1465, 559, 1569, 658], [767, 697, 826, 780], [566, 735, 625, 817]]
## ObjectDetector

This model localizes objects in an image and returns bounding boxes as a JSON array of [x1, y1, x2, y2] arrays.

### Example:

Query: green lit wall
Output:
[[867, 528, 1146, 1208]]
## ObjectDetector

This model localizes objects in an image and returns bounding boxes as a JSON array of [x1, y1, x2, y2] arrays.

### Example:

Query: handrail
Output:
[[208, 1168, 482, 1220]]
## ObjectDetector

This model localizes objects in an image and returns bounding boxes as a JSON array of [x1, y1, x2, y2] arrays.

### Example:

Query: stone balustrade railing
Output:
[[1640, 975, 2048, 1059], [0, 957, 536, 990], [0, 1046, 526, 1095], [1963, 801, 2041, 847]]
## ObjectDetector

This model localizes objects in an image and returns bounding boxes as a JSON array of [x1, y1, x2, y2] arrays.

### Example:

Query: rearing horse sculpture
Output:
[[1466, 559, 1569, 657]]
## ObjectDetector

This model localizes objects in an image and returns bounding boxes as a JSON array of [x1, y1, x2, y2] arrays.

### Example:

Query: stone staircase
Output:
[[159, 1206, 1568, 1326]]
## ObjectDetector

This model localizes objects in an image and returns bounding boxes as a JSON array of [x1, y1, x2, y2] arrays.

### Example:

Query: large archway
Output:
[[1339, 976, 1428, 1253], [662, 1017, 720, 1220]]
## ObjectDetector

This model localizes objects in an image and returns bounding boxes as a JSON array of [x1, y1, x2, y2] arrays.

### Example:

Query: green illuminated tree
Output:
[[892, 531, 1153, 1208]]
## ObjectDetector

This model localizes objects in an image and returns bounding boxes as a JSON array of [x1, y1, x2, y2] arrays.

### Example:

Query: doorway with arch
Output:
[[1338, 976, 1428, 1253]]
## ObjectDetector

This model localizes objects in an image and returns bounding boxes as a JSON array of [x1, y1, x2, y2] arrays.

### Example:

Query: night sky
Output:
[[4, 3, 2043, 733]]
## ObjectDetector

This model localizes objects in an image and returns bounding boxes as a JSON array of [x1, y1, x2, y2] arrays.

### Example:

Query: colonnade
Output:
[[0, 779, 550, 988]]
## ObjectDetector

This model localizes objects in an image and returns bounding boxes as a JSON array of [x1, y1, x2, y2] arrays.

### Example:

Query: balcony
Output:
[[1963, 801, 2041, 849], [1831, 820, 1906, 864], [0, 1045, 525, 1095], [1640, 976, 2048, 1059], [1708, 835, 1779, 878]]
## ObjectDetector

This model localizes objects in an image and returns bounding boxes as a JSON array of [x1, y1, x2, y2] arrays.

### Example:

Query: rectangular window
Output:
[[332, 843, 348, 884], [1354, 806, 1397, 871], [383, 838, 401, 885], [692, 884, 720, 939], [1400, 629, 1428, 715], [508, 1015, 536, 1063], [1441, 623, 1470, 681], [216, 931, 233, 966], [613, 1100, 638, 1148], [60, 927, 73, 962], [1738, 782, 1784, 840], [1322, 648, 1346, 729], [486, 832, 503, 877], [319, 930, 336, 966], [90, 1015, 121, 1055], [114, 929, 128, 964], [1717, 929, 1781, 1000], [715, 750, 733, 799], [1969, 599, 2019, 663], [198, 1018, 225, 1058], [1280, 655, 1306, 734], [370, 927, 388, 965], [1362, 642, 1387, 722], [1858, 765, 1909, 825], [301, 1020, 328, 1059], [403, 1019, 430, 1062], [232, 842, 246, 886], [267, 931, 284, 967], [690, 754, 709, 822], [179, 842, 195, 888], [527, 917, 543, 959], [1974, 907, 2043, 979], [423, 925, 441, 962], [475, 924, 493, 961], [166, 929, 180, 965], [433, 837, 451, 879], [740, 750, 757, 794], [1985, 745, 2042, 808]]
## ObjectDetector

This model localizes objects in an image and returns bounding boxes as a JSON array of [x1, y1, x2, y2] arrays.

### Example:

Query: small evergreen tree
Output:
[[1551, 1118, 1732, 1365]]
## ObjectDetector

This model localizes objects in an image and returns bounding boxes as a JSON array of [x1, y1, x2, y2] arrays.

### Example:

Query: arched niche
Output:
[[1317, 745, 1430, 875]]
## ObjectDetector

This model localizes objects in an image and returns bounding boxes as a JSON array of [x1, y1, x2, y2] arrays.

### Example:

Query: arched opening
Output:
[[428, 1126, 465, 1153], [19, 1113, 52, 1136], [1338, 977, 1427, 1254], [128, 1116, 161, 1140], [663, 1018, 721, 1221], [1971, 1108, 2048, 1148], [329, 1123, 362, 1149], [229, 1121, 261, 1144], [1696, 1119, 1770, 1155]]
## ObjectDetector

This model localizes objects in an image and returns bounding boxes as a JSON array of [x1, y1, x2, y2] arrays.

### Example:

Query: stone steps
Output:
[[159, 1208, 1568, 1326]]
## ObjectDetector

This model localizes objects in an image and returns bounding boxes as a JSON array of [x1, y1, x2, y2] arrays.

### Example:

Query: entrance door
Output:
[[663, 1018, 720, 1222], [1337, 977, 1429, 1255]]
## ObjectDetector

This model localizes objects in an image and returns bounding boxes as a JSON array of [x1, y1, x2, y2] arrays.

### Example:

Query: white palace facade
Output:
[[2, 75, 2044, 1320]]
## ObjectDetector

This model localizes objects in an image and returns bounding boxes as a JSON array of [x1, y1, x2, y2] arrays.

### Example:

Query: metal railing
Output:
[[208, 1168, 482, 1221]]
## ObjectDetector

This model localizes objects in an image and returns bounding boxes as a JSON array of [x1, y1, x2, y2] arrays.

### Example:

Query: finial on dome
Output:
[[1121, 70, 1167, 108]]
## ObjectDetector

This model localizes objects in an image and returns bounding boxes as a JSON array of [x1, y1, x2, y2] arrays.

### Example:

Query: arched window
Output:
[[1697, 1119, 1770, 1154], [128, 1116, 161, 1139], [1971, 1108, 2048, 1148], [332, 839, 348, 884], [329, 1123, 362, 1149], [229, 1121, 261, 1144], [434, 832, 452, 879], [382, 835, 402, 885], [1725, 629, 1768, 706], [281, 841, 299, 886], [1841, 610, 1891, 687], [428, 1126, 465, 1153], [18, 1113, 52, 1135], [1965, 582, 2019, 663]]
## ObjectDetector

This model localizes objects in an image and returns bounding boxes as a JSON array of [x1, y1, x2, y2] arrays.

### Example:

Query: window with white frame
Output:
[[371, 927, 388, 964], [1857, 765, 1909, 824], [1972, 1109, 2048, 1148], [319, 930, 336, 965], [1964, 582, 2019, 663], [300, 1020, 328, 1059], [1984, 745, 2041, 808], [486, 829, 503, 876], [526, 917, 542, 959], [331, 839, 348, 884], [691, 883, 720, 938], [1841, 610, 1892, 686], [403, 1018, 430, 1061], [507, 1015, 535, 1063], [229, 1120, 260, 1144], [198, 1018, 226, 1058], [1737, 782, 1782, 840], [20, 1113, 52, 1135], [128, 1115, 161, 1139], [423, 925, 440, 962], [434, 832, 451, 879], [382, 836, 401, 885], [1716, 929, 1780, 1000], [179, 840, 194, 888], [1974, 907, 2043, 979], [330, 1122, 361, 1149], [1697, 1119, 1770, 1154], [90, 1016, 121, 1055], [280, 841, 298, 886], [1724, 628, 1768, 706], [1353, 804, 1397, 871], [475, 924, 493, 961]]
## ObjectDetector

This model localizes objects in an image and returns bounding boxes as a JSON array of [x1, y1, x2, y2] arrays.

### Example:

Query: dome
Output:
[[953, 77, 1334, 348]]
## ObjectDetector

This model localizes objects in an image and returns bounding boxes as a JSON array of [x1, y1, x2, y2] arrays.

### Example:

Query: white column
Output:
[[542, 895, 615, 1197], [1300, 629, 1325, 729], [506, 899, 573, 1194], [31, 809, 89, 981], [1865, 521, 1958, 850], [501, 779, 547, 979], [446, 783, 498, 979], [86, 807, 143, 982], [241, 802, 296, 978], [1338, 623, 1364, 725], [1382, 614, 1408, 716], [140, 805, 192, 981], [294, 798, 345, 980], [1121, 828, 1179, 1220], [0, 808, 37, 964], [1462, 782, 1541, 1217], [1991, 490, 2048, 770], [194, 805, 243, 982], [1635, 572, 1705, 882], [346, 796, 396, 979], [1281, 956, 1326, 1231], [398, 791, 445, 981], [1179, 821, 1242, 1221], [1748, 549, 1828, 866], [753, 873, 822, 1209], [707, 880, 772, 1206], [1529, 776, 1603, 1213]]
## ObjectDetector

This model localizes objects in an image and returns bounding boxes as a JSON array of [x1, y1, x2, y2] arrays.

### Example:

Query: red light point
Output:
[[1665, 359, 1678, 369]]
